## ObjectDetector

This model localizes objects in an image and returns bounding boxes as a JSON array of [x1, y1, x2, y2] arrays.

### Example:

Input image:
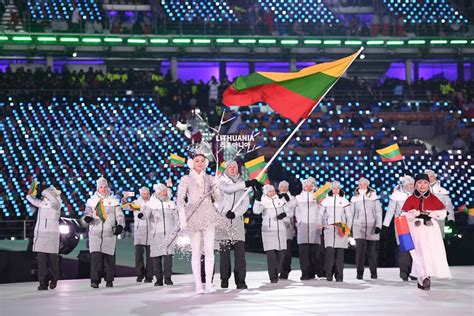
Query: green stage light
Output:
[[344, 40, 362, 46], [193, 39, 211, 44], [82, 38, 102, 43], [150, 38, 169, 44], [238, 39, 256, 44], [104, 37, 123, 43], [128, 38, 147, 44], [304, 39, 322, 45], [216, 38, 235, 43], [323, 40, 341, 45], [386, 40, 404, 45], [430, 39, 448, 44], [37, 36, 57, 42], [12, 36, 32, 41], [258, 39, 277, 44], [60, 37, 80, 42], [450, 39, 468, 44], [281, 39, 299, 45], [0, 36, 9, 41], [408, 40, 426, 45], [366, 40, 384, 45], [172, 38, 191, 44]]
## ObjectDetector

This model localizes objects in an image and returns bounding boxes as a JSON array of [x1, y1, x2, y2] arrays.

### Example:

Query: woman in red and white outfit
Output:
[[401, 174, 452, 290]]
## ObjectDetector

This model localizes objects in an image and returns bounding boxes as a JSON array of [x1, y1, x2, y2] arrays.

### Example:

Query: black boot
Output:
[[144, 278, 153, 283], [38, 283, 48, 291], [91, 282, 99, 289], [164, 278, 173, 285], [106, 281, 113, 288], [155, 279, 164, 286], [136, 275, 144, 282], [356, 273, 363, 280], [370, 273, 378, 279], [236, 283, 248, 289], [49, 280, 57, 289], [270, 278, 278, 284], [279, 273, 289, 280], [221, 279, 229, 288]]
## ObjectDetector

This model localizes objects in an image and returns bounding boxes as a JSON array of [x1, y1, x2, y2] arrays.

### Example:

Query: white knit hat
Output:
[[302, 177, 316, 187], [400, 175, 415, 185], [139, 187, 150, 194], [153, 183, 167, 194], [424, 169, 437, 177], [358, 177, 370, 186], [278, 181, 289, 190], [263, 184, 275, 195], [330, 181, 341, 189], [96, 176, 108, 189]]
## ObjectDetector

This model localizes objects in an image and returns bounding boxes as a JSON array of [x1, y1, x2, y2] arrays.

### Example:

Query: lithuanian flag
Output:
[[244, 156, 270, 184], [217, 161, 226, 176], [169, 153, 186, 167], [96, 199, 108, 222], [376, 144, 403, 162], [314, 182, 331, 204], [223, 50, 362, 123], [28, 179, 38, 196], [333, 222, 351, 237], [458, 204, 474, 216]]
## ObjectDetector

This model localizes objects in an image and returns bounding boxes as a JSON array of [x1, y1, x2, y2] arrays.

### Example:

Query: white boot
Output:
[[205, 282, 216, 293]]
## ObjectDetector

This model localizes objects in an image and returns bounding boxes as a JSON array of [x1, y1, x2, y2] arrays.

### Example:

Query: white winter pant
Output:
[[190, 227, 215, 288]]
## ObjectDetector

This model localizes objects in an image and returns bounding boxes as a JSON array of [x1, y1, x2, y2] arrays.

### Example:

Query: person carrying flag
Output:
[[83, 176, 125, 289]]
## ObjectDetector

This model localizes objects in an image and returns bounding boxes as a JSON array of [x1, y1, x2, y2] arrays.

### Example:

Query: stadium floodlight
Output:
[[216, 38, 235, 43], [323, 40, 341, 45], [150, 38, 169, 44], [258, 39, 277, 44], [344, 40, 362, 45], [104, 37, 123, 43], [12, 36, 32, 41], [37, 36, 57, 42], [193, 39, 211, 44], [430, 39, 448, 44], [366, 40, 384, 45], [408, 39, 426, 45], [304, 39, 322, 44], [82, 38, 102, 43], [172, 38, 191, 44], [238, 39, 257, 44], [128, 38, 147, 44], [386, 40, 404, 45], [450, 39, 467, 44], [281, 39, 299, 45]]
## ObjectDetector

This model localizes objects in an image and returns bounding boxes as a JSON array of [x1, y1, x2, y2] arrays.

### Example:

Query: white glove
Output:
[[348, 237, 356, 246]]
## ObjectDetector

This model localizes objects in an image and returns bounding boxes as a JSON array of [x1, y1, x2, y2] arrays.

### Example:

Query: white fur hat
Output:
[[139, 187, 150, 194], [278, 181, 289, 190], [96, 176, 108, 188], [358, 177, 370, 186], [424, 169, 437, 177], [330, 181, 341, 189], [400, 175, 415, 185], [263, 184, 275, 195], [153, 183, 167, 193]]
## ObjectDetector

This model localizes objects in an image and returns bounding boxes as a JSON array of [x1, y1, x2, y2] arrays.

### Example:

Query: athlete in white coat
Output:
[[277, 180, 297, 279], [83, 177, 125, 288], [26, 186, 62, 290]]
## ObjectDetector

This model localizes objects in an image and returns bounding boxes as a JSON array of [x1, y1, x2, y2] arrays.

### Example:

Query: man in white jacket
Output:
[[425, 169, 455, 238], [295, 177, 323, 280], [382, 175, 415, 281], [26, 185, 62, 290], [122, 187, 154, 283], [217, 161, 258, 289], [277, 180, 297, 280], [83, 177, 125, 288]]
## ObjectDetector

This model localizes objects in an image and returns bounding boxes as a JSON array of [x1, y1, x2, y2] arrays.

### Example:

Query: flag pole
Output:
[[229, 47, 365, 213]]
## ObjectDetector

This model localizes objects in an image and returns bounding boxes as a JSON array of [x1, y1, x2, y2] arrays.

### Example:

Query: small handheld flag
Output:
[[395, 216, 415, 252], [169, 153, 186, 167], [457, 204, 474, 216], [376, 144, 403, 162], [28, 179, 38, 196], [314, 182, 331, 204], [244, 156, 270, 184], [217, 161, 226, 176], [96, 199, 108, 222], [333, 222, 351, 237]]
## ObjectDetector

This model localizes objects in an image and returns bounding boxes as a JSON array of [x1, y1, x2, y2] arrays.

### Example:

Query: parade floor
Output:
[[0, 267, 472, 316]]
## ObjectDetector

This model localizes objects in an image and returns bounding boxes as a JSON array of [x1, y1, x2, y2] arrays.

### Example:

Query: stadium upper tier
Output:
[[1, 0, 469, 36]]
